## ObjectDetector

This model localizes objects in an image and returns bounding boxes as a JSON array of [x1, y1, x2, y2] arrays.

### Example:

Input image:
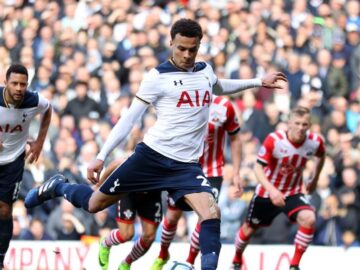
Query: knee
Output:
[[299, 211, 316, 228], [117, 225, 134, 241], [122, 231, 134, 242], [166, 210, 182, 226], [141, 232, 155, 245], [201, 204, 220, 222]]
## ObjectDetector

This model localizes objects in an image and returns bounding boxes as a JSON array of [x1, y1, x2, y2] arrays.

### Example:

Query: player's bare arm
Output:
[[25, 105, 52, 163], [229, 133, 243, 196], [306, 153, 326, 193], [254, 162, 286, 207], [87, 98, 148, 184], [213, 72, 288, 95]]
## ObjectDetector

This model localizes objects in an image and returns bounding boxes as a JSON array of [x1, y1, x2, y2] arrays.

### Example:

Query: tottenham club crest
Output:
[[109, 179, 120, 193]]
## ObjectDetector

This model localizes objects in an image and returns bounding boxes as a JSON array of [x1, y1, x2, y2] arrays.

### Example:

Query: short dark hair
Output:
[[170, 18, 203, 40], [75, 80, 88, 88], [290, 106, 311, 118], [6, 64, 28, 80]]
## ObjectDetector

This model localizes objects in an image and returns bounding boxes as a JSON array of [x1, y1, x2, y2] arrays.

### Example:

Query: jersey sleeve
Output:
[[205, 63, 218, 87], [224, 100, 240, 135], [37, 93, 50, 114], [136, 68, 162, 104], [257, 135, 275, 166]]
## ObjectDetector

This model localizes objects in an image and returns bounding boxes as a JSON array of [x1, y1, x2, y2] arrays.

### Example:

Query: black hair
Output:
[[6, 64, 28, 80], [170, 18, 203, 40]]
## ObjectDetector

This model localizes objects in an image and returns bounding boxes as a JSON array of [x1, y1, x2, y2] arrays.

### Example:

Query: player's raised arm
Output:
[[213, 72, 287, 95], [87, 98, 148, 184]]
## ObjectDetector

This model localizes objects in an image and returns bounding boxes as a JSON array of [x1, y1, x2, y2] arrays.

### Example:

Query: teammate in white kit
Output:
[[231, 106, 326, 270], [25, 19, 286, 270], [0, 64, 52, 269], [151, 95, 242, 269]]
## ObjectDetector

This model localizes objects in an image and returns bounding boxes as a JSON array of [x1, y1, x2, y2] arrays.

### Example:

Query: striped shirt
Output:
[[255, 130, 325, 198], [200, 96, 240, 177]]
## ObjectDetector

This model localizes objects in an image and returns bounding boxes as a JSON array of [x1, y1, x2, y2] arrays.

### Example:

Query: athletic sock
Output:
[[124, 237, 151, 265], [186, 223, 200, 264], [0, 218, 12, 266], [102, 229, 126, 247], [291, 226, 314, 266], [233, 226, 250, 264], [62, 184, 93, 211], [158, 217, 177, 259], [199, 219, 221, 270]]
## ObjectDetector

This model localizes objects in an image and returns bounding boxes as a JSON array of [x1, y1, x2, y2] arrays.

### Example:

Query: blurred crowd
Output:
[[1, 0, 360, 248]]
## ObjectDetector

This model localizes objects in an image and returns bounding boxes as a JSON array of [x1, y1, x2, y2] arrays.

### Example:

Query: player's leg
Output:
[[152, 205, 182, 270], [121, 219, 159, 269], [0, 153, 25, 269], [120, 191, 162, 269], [184, 192, 221, 270], [284, 194, 315, 270], [24, 172, 122, 213], [0, 201, 12, 269], [231, 223, 256, 269], [186, 176, 223, 265], [25, 144, 154, 213], [99, 195, 135, 270], [231, 196, 280, 269]]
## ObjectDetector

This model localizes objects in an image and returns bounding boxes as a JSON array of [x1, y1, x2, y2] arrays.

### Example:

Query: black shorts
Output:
[[116, 191, 163, 225], [208, 176, 223, 202], [0, 152, 25, 204], [246, 193, 314, 227], [99, 143, 213, 211]]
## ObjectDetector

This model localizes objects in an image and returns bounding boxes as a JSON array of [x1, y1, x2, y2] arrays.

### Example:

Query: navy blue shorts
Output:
[[0, 152, 25, 204], [99, 143, 213, 211]]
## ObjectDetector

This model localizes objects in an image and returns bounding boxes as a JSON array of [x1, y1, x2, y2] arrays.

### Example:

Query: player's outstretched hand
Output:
[[261, 72, 288, 90], [233, 174, 244, 197], [269, 188, 286, 207], [87, 159, 104, 185]]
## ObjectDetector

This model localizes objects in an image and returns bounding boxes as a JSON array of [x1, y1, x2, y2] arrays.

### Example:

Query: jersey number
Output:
[[197, 175, 210, 187]]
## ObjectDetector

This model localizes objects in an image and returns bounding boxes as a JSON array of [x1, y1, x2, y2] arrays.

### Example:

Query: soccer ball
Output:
[[163, 260, 196, 270]]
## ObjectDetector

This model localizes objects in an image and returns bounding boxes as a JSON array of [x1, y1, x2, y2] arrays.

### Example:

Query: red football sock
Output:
[[291, 226, 314, 266], [186, 223, 201, 264]]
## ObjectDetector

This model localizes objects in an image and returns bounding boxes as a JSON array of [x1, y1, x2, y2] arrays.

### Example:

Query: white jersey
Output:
[[137, 60, 217, 162], [0, 87, 50, 164]]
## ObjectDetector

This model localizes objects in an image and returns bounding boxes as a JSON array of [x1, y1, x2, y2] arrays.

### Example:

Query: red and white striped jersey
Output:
[[255, 130, 325, 198], [200, 96, 240, 177]]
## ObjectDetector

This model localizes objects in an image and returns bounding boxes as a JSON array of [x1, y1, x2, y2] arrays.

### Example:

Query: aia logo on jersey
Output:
[[0, 124, 23, 133], [176, 90, 211, 107]]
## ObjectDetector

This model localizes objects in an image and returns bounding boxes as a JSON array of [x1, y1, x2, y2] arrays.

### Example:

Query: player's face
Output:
[[170, 34, 200, 69], [287, 114, 311, 143], [4, 73, 28, 103]]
